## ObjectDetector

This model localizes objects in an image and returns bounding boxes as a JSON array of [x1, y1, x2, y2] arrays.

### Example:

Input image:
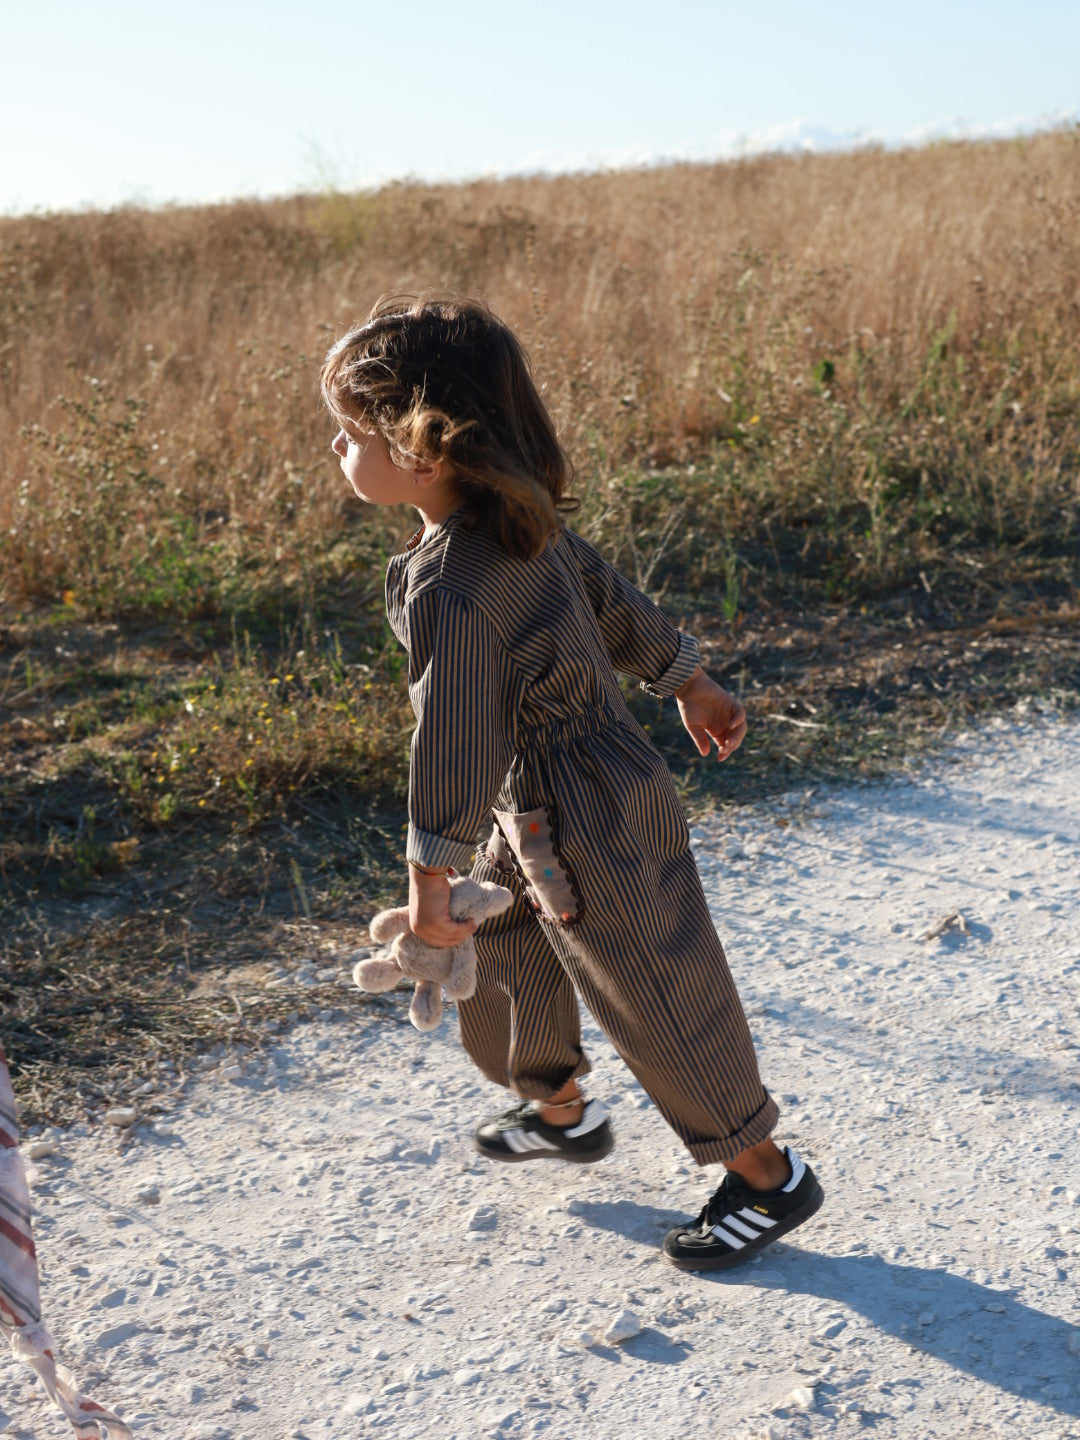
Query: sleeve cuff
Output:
[[406, 824, 478, 874], [639, 630, 700, 699]]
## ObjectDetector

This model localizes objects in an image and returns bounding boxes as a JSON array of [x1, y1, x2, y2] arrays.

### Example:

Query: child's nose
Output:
[[331, 429, 348, 457]]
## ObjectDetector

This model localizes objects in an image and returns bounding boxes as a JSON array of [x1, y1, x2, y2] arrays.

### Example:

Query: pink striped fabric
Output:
[[0, 1043, 133, 1439]]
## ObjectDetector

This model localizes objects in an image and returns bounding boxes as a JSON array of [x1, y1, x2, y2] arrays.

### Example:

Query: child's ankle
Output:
[[539, 1094, 584, 1127]]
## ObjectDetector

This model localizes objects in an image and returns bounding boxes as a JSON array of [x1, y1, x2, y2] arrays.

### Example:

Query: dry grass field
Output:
[[2, 132, 1079, 1119]]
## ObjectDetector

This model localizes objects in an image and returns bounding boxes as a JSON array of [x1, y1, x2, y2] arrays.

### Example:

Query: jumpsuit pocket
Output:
[[485, 823, 517, 876], [489, 806, 583, 927]]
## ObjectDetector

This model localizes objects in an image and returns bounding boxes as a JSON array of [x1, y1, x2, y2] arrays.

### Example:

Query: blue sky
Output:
[[2, 0, 1078, 213]]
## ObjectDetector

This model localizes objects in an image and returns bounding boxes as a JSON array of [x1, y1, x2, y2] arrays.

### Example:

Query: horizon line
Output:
[[4, 109, 1077, 222]]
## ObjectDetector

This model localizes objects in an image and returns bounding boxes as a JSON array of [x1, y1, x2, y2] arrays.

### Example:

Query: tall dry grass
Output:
[[3, 138, 1080, 1083], [2, 130, 1079, 619]]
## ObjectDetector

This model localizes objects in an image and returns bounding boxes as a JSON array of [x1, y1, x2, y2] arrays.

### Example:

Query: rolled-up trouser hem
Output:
[[683, 1092, 780, 1167], [510, 1055, 593, 1104]]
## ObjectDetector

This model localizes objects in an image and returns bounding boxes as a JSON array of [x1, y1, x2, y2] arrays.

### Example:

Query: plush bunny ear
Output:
[[369, 906, 410, 944], [447, 877, 514, 923], [473, 880, 515, 922]]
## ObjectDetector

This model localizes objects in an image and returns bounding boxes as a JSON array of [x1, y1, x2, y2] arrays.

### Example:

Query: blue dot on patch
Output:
[[543, 867, 553, 878]]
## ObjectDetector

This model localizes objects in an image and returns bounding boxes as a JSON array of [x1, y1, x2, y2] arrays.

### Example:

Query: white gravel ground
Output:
[[3, 715, 1079, 1440]]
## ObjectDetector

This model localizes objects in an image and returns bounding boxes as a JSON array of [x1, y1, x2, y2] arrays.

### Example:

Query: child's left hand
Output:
[[674, 666, 747, 761]]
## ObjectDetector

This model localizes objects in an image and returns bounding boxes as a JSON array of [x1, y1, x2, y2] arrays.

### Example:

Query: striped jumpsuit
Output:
[[386, 511, 779, 1165]]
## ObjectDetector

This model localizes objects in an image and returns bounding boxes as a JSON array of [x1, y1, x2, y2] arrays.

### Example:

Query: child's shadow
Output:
[[569, 1199, 1080, 1417]]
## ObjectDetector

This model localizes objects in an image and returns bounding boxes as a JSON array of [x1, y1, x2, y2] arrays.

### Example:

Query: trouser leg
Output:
[[547, 858, 779, 1166], [458, 856, 590, 1102], [563, 934, 778, 1166]]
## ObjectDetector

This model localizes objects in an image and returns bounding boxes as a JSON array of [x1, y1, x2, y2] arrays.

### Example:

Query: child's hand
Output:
[[674, 666, 747, 761], [408, 868, 478, 947]]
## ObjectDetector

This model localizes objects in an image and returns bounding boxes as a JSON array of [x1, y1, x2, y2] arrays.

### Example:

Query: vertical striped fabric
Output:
[[386, 515, 779, 1166], [0, 1045, 133, 1439]]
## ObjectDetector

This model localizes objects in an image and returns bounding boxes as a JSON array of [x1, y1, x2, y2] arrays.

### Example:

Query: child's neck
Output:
[[415, 482, 462, 533]]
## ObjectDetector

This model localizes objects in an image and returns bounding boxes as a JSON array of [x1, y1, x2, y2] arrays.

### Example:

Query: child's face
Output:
[[331, 425, 418, 507]]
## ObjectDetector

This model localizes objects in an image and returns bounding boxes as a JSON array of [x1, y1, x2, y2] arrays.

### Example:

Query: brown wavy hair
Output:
[[320, 293, 576, 559]]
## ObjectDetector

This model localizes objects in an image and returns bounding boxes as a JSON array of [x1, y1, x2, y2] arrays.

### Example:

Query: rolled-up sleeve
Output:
[[404, 587, 524, 872], [560, 529, 700, 697]]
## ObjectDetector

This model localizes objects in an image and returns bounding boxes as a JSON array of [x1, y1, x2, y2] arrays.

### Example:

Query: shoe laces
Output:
[[498, 1100, 537, 1128], [700, 1173, 748, 1229]]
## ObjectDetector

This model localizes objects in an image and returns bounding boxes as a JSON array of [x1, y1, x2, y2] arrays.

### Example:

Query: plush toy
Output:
[[355, 876, 514, 1031]]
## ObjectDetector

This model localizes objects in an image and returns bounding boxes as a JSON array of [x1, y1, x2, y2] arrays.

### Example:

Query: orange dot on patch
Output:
[[561, 911, 571, 921], [529, 822, 541, 833]]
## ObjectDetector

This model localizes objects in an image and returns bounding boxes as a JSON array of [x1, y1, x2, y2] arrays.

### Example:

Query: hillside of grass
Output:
[[2, 132, 1078, 1119]]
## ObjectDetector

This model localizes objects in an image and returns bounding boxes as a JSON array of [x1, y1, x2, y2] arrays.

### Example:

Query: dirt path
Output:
[[3, 716, 1078, 1440]]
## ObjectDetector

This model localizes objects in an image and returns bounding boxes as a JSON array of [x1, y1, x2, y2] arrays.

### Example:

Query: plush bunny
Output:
[[355, 876, 514, 1031]]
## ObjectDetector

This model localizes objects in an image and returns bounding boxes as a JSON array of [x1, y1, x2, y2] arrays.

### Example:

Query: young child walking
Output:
[[321, 294, 823, 1271]]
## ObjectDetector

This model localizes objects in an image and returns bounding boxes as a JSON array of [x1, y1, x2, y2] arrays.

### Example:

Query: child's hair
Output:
[[320, 293, 576, 559]]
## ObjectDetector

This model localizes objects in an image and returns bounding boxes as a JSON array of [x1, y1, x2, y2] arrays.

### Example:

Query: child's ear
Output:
[[411, 457, 447, 489]]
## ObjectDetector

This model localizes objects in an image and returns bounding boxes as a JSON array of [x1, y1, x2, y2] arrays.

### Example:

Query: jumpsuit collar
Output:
[[405, 506, 465, 552]]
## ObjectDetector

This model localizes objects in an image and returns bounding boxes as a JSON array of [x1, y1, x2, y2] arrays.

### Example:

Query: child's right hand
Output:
[[408, 867, 478, 947]]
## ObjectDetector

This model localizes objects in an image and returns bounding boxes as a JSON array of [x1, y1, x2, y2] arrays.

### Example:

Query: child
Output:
[[321, 294, 823, 1271]]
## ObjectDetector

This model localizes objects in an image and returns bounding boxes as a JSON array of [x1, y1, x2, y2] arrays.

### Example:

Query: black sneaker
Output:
[[473, 1098, 614, 1164], [663, 1146, 823, 1270]]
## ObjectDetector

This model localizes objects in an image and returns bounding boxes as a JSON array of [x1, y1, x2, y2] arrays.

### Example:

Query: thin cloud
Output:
[[495, 109, 1080, 183]]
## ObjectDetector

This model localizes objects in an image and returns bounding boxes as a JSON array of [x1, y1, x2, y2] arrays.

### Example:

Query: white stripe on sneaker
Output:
[[782, 1149, 806, 1192], [737, 1206, 778, 1229], [503, 1129, 559, 1154], [709, 1224, 747, 1249], [725, 1215, 765, 1241]]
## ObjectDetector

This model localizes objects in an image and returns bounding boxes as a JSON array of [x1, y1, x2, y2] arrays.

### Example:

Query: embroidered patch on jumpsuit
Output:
[[489, 806, 582, 926]]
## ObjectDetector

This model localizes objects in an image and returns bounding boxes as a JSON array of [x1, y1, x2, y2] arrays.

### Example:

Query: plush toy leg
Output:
[[443, 943, 477, 1001], [409, 981, 443, 1032], [353, 956, 402, 993]]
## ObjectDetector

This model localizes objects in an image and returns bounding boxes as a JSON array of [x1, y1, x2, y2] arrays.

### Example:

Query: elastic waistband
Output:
[[516, 701, 628, 750]]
